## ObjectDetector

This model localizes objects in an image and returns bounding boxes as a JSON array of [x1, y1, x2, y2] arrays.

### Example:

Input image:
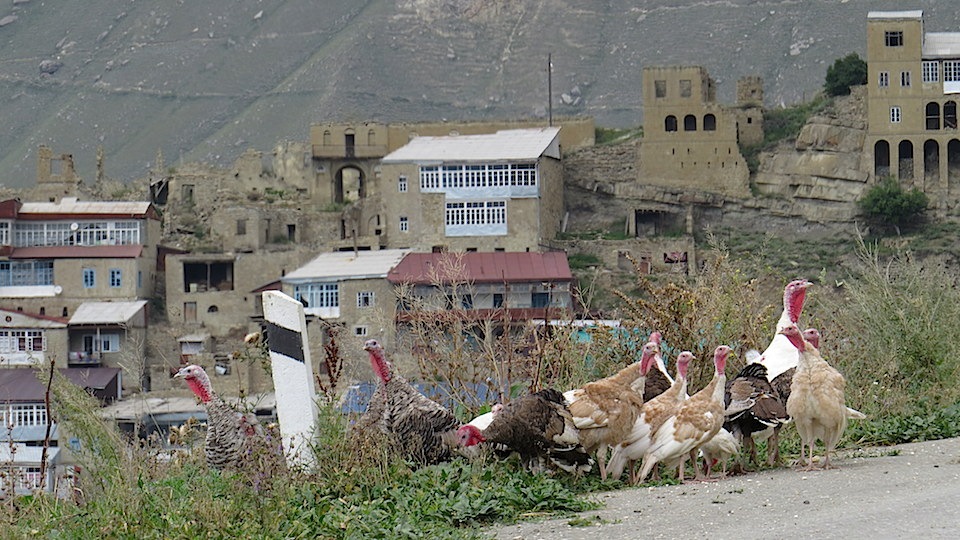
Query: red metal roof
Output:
[[0, 199, 22, 219], [10, 245, 143, 259], [388, 251, 572, 285]]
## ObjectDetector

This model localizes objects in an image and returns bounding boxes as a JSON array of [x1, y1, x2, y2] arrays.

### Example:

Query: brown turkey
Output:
[[362, 339, 462, 466], [456, 388, 592, 474], [175, 364, 268, 471]]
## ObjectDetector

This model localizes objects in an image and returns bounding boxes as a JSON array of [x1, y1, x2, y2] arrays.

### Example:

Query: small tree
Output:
[[824, 53, 867, 96], [858, 177, 929, 234]]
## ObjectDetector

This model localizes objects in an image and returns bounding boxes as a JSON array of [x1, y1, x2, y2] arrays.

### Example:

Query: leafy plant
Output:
[[824, 52, 867, 97], [858, 177, 929, 234]]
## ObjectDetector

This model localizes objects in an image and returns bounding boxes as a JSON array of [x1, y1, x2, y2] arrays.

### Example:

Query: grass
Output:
[[7, 230, 960, 536], [741, 94, 834, 173]]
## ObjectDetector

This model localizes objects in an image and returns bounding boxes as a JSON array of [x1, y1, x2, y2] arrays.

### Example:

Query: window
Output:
[[461, 294, 473, 309], [236, 219, 247, 235], [0, 261, 54, 286], [109, 268, 122, 288], [703, 114, 717, 131], [354, 326, 368, 337], [923, 61, 940, 83], [83, 333, 120, 353], [398, 175, 408, 192], [12, 220, 140, 247], [890, 106, 902, 123], [878, 71, 889, 88], [945, 61, 960, 82], [138, 270, 143, 289], [0, 222, 9, 245], [1, 404, 48, 428], [0, 330, 46, 353], [683, 115, 697, 131], [884, 30, 903, 47], [901, 71, 911, 87], [679, 79, 692, 97], [493, 293, 504, 308], [654, 79, 667, 98], [399, 216, 409, 232], [295, 283, 339, 309], [664, 115, 678, 132], [531, 292, 550, 308], [419, 163, 538, 191], [357, 291, 375, 308], [83, 268, 95, 288], [445, 200, 506, 227]]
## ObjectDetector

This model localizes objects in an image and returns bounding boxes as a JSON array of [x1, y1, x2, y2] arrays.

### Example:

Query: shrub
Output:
[[857, 177, 929, 234], [824, 53, 867, 96]]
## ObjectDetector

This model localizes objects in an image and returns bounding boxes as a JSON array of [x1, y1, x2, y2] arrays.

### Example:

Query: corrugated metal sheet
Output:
[[69, 300, 147, 325], [867, 11, 922, 19], [283, 249, 411, 282], [10, 245, 143, 259], [19, 198, 153, 217], [387, 251, 572, 284], [0, 367, 121, 403], [924, 33, 960, 58], [382, 127, 561, 163]]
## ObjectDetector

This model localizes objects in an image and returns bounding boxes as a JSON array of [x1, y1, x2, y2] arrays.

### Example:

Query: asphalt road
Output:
[[490, 437, 960, 540]]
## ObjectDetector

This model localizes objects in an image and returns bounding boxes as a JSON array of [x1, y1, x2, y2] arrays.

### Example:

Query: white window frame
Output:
[[890, 106, 902, 123], [901, 71, 911, 87], [2, 404, 48, 428], [0, 222, 9, 245], [0, 330, 46, 353], [399, 216, 409, 232], [294, 282, 339, 309], [398, 175, 408, 193], [878, 71, 889, 88], [357, 291, 375, 308], [923, 61, 940, 83], [84, 333, 121, 353]]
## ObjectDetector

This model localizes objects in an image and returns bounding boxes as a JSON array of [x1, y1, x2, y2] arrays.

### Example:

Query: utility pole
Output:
[[547, 53, 553, 127]]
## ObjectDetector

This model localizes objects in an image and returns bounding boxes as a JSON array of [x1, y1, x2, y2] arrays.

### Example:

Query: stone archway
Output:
[[898, 140, 914, 181], [335, 165, 365, 203], [948, 139, 960, 188], [923, 139, 940, 189]]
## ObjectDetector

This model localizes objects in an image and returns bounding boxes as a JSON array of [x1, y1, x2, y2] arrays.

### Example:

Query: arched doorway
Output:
[[948, 139, 960, 187], [898, 140, 914, 181], [874, 140, 890, 178], [335, 165, 365, 203], [923, 139, 940, 188]]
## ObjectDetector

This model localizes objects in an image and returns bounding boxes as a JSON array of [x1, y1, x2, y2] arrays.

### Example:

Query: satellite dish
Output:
[[54, 285, 63, 295], [70, 223, 79, 231]]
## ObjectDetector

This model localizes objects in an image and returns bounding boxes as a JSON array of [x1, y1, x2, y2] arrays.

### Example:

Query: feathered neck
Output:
[[367, 347, 392, 383], [186, 374, 214, 404]]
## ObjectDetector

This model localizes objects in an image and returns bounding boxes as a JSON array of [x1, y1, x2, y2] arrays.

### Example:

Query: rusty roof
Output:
[[10, 245, 144, 259], [387, 251, 572, 285]]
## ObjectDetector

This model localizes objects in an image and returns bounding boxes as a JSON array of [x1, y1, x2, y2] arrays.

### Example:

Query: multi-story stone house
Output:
[[378, 127, 565, 253], [0, 197, 157, 389], [865, 10, 960, 197]]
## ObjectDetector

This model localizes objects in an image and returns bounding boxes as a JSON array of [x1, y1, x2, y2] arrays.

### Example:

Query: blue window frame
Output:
[[110, 268, 122, 288], [83, 268, 95, 288]]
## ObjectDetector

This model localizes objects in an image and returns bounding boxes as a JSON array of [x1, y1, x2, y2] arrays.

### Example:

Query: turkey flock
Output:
[[355, 278, 865, 483], [175, 278, 864, 485]]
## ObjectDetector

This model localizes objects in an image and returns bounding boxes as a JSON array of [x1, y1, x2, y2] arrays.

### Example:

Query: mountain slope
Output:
[[1, 0, 957, 188]]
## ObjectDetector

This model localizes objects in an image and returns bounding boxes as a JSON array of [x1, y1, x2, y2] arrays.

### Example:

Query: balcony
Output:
[[67, 351, 102, 366]]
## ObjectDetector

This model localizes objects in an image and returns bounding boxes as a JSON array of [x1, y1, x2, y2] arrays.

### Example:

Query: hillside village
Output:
[[4, 9, 960, 495]]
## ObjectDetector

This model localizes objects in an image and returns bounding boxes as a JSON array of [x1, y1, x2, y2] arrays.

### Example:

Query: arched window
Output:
[[924, 139, 940, 184], [683, 115, 697, 131], [874, 140, 890, 178], [926, 102, 941, 130], [898, 140, 914, 181], [664, 115, 678, 132], [945, 101, 958, 129], [207, 305, 219, 313], [703, 114, 717, 131]]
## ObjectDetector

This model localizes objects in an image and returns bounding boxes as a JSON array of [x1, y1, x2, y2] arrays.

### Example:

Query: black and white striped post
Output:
[[262, 290, 318, 467]]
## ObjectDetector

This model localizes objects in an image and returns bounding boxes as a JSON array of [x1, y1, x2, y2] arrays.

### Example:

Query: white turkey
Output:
[[362, 339, 462, 466], [457, 388, 593, 474]]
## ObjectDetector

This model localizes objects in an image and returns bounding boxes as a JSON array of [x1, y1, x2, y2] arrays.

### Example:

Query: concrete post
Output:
[[262, 290, 318, 468]]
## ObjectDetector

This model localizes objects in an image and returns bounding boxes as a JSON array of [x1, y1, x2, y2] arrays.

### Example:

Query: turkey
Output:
[[723, 360, 789, 471], [643, 331, 675, 401], [457, 388, 593, 474], [727, 279, 811, 468], [605, 351, 693, 484], [637, 345, 731, 483], [698, 427, 740, 479], [782, 325, 849, 470], [562, 340, 659, 479], [362, 339, 462, 466], [175, 364, 266, 471]]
